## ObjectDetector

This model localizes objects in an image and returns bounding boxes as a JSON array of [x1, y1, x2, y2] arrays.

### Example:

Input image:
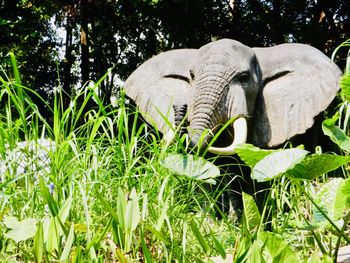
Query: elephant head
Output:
[[124, 39, 341, 154], [186, 40, 260, 153]]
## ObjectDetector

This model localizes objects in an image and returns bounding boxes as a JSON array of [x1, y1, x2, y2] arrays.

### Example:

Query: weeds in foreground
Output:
[[0, 40, 349, 262], [0, 54, 234, 262]]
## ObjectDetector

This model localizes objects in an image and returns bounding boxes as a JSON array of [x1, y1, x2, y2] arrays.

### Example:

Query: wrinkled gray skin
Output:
[[125, 39, 341, 152]]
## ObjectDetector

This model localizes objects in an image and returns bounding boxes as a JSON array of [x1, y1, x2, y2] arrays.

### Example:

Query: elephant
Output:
[[124, 39, 341, 154]]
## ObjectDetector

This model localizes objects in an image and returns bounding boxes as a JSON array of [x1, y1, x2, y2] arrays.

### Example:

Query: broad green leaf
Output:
[[117, 188, 127, 229], [321, 255, 333, 263], [125, 188, 140, 231], [45, 217, 59, 252], [4, 217, 37, 243], [190, 219, 209, 253], [33, 221, 44, 263], [161, 154, 220, 185], [313, 178, 346, 227], [342, 178, 350, 208], [252, 149, 308, 182], [247, 240, 264, 263], [115, 247, 128, 263], [308, 252, 322, 263], [60, 223, 75, 261], [322, 118, 350, 152], [242, 192, 261, 234], [234, 236, 253, 262], [287, 154, 350, 180], [56, 195, 73, 238], [59, 195, 73, 224], [42, 198, 69, 245], [235, 143, 278, 168], [258, 231, 298, 263], [308, 252, 333, 263], [340, 74, 350, 101]]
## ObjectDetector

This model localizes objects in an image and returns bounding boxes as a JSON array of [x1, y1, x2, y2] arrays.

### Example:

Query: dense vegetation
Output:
[[1, 1, 350, 262], [0, 41, 349, 261]]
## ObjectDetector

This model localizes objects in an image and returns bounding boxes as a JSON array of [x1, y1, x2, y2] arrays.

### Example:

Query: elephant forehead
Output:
[[197, 41, 254, 70], [199, 57, 252, 73]]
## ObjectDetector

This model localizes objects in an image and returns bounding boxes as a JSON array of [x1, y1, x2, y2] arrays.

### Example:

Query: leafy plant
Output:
[[95, 187, 141, 254], [232, 192, 298, 262], [3, 216, 37, 243], [161, 153, 221, 185], [234, 139, 350, 261]]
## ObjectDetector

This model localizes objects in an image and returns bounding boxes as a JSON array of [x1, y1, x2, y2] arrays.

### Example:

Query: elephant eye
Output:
[[189, 70, 195, 81], [237, 72, 250, 83]]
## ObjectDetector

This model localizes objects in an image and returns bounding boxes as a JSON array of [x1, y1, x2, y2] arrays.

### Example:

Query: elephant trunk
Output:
[[188, 76, 248, 154], [188, 78, 224, 148]]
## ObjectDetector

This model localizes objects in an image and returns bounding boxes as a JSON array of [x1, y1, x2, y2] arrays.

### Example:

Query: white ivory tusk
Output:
[[208, 117, 247, 155]]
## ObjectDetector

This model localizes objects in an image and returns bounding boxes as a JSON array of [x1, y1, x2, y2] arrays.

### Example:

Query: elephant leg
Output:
[[209, 155, 270, 220]]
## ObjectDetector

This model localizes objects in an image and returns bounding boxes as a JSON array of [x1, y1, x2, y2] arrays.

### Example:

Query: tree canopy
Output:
[[0, 0, 349, 106]]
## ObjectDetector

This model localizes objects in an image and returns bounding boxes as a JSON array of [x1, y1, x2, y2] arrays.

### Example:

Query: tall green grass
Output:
[[0, 42, 350, 262], [0, 54, 235, 262]]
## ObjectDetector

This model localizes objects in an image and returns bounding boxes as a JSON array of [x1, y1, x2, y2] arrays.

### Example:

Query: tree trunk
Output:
[[80, 0, 89, 85], [63, 12, 73, 97]]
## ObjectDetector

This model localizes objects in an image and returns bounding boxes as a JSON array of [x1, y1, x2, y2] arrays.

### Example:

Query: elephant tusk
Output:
[[208, 117, 247, 155]]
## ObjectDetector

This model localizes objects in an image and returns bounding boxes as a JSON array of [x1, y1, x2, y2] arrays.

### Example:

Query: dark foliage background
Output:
[[0, 0, 349, 112]]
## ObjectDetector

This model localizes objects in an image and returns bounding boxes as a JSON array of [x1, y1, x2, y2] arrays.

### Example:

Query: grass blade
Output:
[[86, 217, 112, 251], [60, 223, 75, 262], [190, 219, 209, 254], [212, 235, 226, 259], [38, 176, 59, 217], [141, 229, 152, 263], [95, 186, 119, 223], [33, 221, 44, 263]]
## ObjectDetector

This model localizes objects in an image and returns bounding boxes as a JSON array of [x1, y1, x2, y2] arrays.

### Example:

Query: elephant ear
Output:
[[124, 49, 197, 134], [251, 44, 341, 147]]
